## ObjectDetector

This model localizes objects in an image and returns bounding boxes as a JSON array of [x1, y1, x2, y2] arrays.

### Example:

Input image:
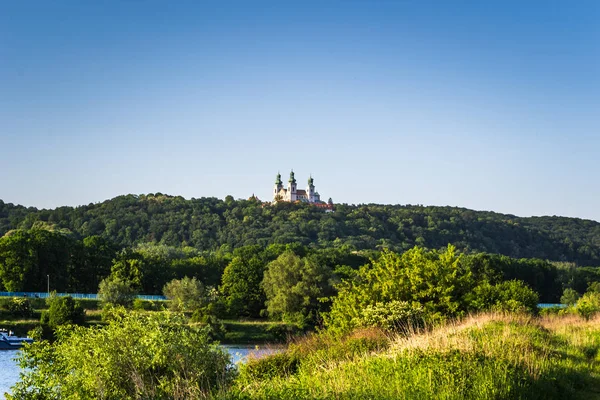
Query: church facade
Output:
[[273, 171, 333, 209]]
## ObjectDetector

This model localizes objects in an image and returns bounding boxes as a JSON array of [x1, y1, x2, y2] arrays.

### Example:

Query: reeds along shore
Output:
[[222, 313, 600, 400]]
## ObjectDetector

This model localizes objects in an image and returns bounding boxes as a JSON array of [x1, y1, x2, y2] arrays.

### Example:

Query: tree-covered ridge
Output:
[[2, 194, 600, 265], [0, 200, 32, 236]]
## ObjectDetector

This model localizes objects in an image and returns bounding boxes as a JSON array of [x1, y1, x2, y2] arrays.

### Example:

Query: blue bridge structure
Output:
[[0, 291, 166, 301]]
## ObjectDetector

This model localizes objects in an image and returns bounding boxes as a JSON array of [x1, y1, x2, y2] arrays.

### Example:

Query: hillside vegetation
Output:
[[2, 194, 600, 265], [11, 308, 600, 399], [226, 313, 600, 400]]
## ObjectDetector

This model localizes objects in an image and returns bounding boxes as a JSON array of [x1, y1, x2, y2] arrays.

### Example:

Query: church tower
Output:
[[288, 170, 297, 202], [273, 172, 283, 201], [307, 175, 315, 203]]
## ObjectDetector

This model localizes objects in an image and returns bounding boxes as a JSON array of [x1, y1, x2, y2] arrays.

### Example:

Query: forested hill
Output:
[[2, 194, 600, 266]]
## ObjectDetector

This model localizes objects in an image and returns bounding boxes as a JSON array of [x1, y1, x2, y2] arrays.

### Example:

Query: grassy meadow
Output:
[[221, 313, 600, 399]]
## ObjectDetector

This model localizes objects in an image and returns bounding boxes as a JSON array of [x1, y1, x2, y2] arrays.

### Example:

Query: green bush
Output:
[[470, 280, 539, 313], [26, 325, 44, 341], [539, 306, 565, 316], [7, 298, 33, 318], [100, 303, 128, 322], [575, 292, 600, 320], [163, 277, 207, 312], [560, 288, 581, 306], [11, 312, 233, 399], [40, 295, 85, 330], [325, 246, 475, 334], [38, 295, 85, 340], [0, 297, 45, 312], [132, 298, 158, 311], [353, 300, 424, 332], [98, 275, 135, 308], [205, 299, 228, 319], [190, 311, 226, 340]]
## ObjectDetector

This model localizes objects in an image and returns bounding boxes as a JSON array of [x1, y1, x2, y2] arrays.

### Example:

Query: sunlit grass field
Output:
[[220, 313, 600, 399]]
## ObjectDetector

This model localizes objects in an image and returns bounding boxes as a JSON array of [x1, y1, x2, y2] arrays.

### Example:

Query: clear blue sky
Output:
[[1, 1, 599, 221]]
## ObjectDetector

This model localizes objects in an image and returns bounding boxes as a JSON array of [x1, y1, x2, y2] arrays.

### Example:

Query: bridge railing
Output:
[[537, 303, 567, 309], [0, 291, 166, 301], [0, 293, 567, 307]]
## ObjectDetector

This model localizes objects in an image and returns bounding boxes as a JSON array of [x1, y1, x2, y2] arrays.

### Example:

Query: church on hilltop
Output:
[[273, 171, 333, 210]]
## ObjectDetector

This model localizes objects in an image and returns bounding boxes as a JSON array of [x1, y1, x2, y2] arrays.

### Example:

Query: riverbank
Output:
[[1, 344, 284, 398], [0, 298, 294, 344], [7, 311, 600, 399], [221, 313, 600, 399]]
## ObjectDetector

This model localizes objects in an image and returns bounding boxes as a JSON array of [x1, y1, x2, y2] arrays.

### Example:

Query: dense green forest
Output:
[[2, 194, 600, 265], [1, 194, 600, 307]]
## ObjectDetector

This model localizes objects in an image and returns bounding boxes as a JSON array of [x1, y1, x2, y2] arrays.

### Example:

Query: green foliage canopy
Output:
[[325, 246, 539, 334], [220, 255, 266, 318], [163, 276, 207, 312], [40, 295, 85, 332], [98, 275, 136, 307], [262, 251, 332, 324], [560, 288, 581, 306], [3, 195, 600, 266]]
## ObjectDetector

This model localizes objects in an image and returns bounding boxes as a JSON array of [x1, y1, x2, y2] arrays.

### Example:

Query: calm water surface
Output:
[[222, 344, 282, 364], [0, 345, 281, 399], [0, 350, 20, 399]]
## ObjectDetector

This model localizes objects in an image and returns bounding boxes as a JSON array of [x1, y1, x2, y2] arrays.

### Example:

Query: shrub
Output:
[[588, 281, 600, 293], [27, 325, 44, 341], [163, 277, 207, 312], [470, 280, 539, 313], [204, 299, 228, 319], [38, 295, 85, 340], [190, 311, 226, 340], [132, 298, 158, 311], [494, 280, 539, 312], [11, 312, 233, 400], [98, 275, 136, 308], [539, 306, 564, 316], [100, 303, 128, 322], [575, 292, 600, 320], [7, 298, 33, 318], [353, 300, 424, 332], [324, 246, 475, 334], [560, 288, 580, 306], [41, 295, 85, 330]]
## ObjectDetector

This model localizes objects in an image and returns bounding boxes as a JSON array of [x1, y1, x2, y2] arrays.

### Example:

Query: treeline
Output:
[[1, 226, 600, 307], [2, 194, 600, 265]]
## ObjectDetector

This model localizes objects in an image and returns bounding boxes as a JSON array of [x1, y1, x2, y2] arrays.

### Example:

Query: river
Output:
[[0, 345, 281, 399], [0, 351, 20, 399]]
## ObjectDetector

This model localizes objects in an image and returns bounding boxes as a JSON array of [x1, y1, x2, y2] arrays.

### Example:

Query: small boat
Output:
[[0, 329, 34, 350]]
